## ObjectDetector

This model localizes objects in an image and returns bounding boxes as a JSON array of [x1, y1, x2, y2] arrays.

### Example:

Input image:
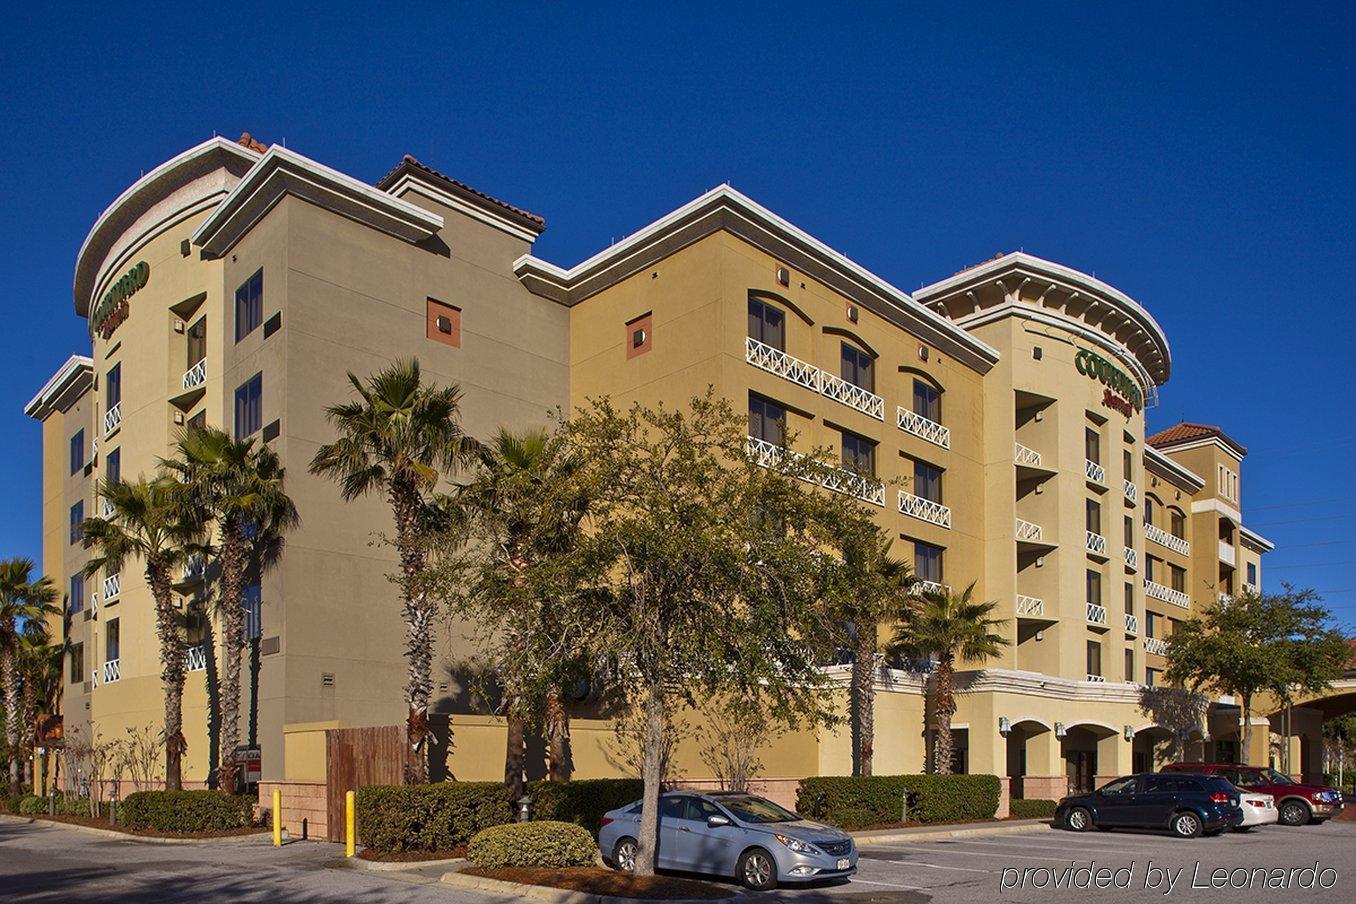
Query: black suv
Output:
[[1055, 773, 1243, 838]]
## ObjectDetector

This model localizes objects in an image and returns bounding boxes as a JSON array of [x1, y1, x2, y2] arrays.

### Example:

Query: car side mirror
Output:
[[707, 814, 731, 828]]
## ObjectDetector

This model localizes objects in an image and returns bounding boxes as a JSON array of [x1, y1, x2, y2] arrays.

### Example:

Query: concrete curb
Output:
[[851, 819, 1051, 847], [348, 853, 467, 872], [0, 812, 272, 845], [439, 868, 745, 904]]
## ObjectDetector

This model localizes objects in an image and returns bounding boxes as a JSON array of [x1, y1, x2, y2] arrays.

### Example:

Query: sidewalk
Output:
[[850, 817, 1049, 846]]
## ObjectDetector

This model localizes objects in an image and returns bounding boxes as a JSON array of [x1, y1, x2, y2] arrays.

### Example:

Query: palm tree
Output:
[[889, 582, 1007, 775], [82, 476, 202, 790], [163, 428, 297, 792], [0, 559, 58, 794], [309, 359, 478, 783], [18, 619, 65, 792]]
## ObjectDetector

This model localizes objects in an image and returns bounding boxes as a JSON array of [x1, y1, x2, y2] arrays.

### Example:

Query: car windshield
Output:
[[1260, 768, 1295, 785], [719, 795, 800, 824]]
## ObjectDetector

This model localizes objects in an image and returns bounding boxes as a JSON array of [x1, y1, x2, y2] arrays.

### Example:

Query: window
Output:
[[1123, 514, 1133, 547], [187, 316, 207, 367], [235, 373, 263, 438], [840, 343, 873, 392], [1086, 569, 1102, 606], [1086, 641, 1102, 678], [1124, 648, 1134, 682], [1123, 448, 1132, 480], [1170, 509, 1186, 539], [913, 380, 942, 423], [244, 584, 262, 641], [1246, 562, 1257, 587], [1170, 564, 1186, 593], [1146, 667, 1160, 687], [913, 460, 943, 504], [69, 643, 84, 684], [1145, 555, 1156, 583], [841, 430, 876, 476], [69, 501, 84, 544], [235, 269, 264, 341], [106, 363, 121, 409], [426, 298, 462, 348], [70, 575, 85, 616], [1146, 611, 1159, 638], [1085, 426, 1101, 464], [1124, 582, 1133, 615], [1144, 497, 1156, 527], [914, 540, 944, 584], [70, 429, 85, 474], [1086, 499, 1101, 535], [187, 410, 207, 431], [106, 448, 121, 486], [625, 312, 652, 359], [748, 394, 786, 445], [106, 618, 120, 662], [747, 298, 786, 351]]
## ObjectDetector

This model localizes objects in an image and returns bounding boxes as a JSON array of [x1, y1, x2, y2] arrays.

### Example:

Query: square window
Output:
[[426, 298, 461, 347], [235, 373, 263, 438], [841, 343, 873, 392], [235, 269, 264, 342], [913, 380, 941, 423], [913, 460, 943, 504], [747, 299, 785, 351], [748, 394, 786, 446], [626, 312, 652, 359], [840, 430, 876, 476], [914, 540, 944, 583]]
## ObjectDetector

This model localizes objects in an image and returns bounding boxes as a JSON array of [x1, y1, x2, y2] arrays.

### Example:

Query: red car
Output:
[[1161, 763, 1343, 826]]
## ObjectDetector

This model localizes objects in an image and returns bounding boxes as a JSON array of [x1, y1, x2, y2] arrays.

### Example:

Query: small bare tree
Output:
[[110, 724, 163, 793], [697, 700, 782, 792]]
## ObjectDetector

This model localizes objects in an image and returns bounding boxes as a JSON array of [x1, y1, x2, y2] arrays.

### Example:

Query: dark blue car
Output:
[[1055, 773, 1243, 838]]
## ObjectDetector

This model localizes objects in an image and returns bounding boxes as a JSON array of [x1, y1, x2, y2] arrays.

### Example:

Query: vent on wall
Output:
[[321, 672, 335, 687], [261, 635, 281, 656], [262, 420, 281, 443]]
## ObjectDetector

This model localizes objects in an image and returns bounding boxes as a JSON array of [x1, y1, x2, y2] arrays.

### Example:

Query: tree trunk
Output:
[[635, 682, 666, 878], [391, 480, 432, 784], [933, 654, 956, 775], [546, 686, 570, 782], [147, 560, 187, 791], [504, 693, 525, 804], [217, 518, 248, 793], [3, 642, 21, 795], [851, 620, 877, 776], [1240, 693, 1252, 766]]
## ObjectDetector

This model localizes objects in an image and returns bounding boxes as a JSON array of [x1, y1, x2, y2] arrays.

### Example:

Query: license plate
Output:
[[837, 858, 851, 871]]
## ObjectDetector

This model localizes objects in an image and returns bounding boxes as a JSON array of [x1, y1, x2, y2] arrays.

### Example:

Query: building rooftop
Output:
[[376, 154, 545, 231], [1148, 422, 1247, 457]]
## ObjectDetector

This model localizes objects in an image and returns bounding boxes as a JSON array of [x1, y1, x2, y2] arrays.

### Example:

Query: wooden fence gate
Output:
[[325, 725, 404, 842]]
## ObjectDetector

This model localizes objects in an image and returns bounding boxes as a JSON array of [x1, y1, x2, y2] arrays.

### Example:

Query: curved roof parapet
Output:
[[74, 137, 262, 318], [914, 252, 1172, 391], [24, 355, 94, 419], [514, 185, 1001, 376]]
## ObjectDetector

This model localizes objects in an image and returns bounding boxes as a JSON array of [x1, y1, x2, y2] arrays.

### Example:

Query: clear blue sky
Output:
[[2, 3, 1352, 627]]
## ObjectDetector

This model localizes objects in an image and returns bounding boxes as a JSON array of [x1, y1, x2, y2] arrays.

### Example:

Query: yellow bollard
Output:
[[272, 789, 282, 847], [345, 790, 356, 858]]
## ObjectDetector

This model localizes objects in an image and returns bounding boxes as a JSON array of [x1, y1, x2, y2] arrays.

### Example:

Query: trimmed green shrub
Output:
[[797, 774, 1001, 829], [1008, 798, 1058, 819], [120, 790, 254, 833], [17, 795, 46, 815], [526, 778, 643, 834], [356, 782, 513, 852], [468, 820, 598, 869]]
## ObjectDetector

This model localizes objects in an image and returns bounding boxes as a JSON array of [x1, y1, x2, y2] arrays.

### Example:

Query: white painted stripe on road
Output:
[[863, 846, 1099, 866], [851, 878, 929, 890], [906, 861, 991, 873]]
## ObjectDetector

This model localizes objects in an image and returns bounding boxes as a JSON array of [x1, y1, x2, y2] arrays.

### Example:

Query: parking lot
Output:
[[758, 820, 1354, 902]]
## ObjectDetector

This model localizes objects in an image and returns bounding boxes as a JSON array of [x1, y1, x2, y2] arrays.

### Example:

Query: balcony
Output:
[[744, 337, 884, 421], [1086, 602, 1108, 627], [182, 358, 207, 390], [1015, 517, 1046, 544], [1013, 442, 1042, 467], [1085, 458, 1106, 485], [1218, 539, 1236, 566], [101, 497, 115, 518], [102, 572, 120, 601], [90, 668, 99, 689], [1123, 479, 1138, 504], [746, 436, 885, 507], [102, 659, 121, 683], [1085, 530, 1108, 557], [1144, 578, 1190, 609], [1124, 613, 1139, 635], [1219, 592, 1234, 608], [1086, 674, 1106, 683], [1145, 636, 1168, 657], [1243, 582, 1258, 594], [1124, 547, 1138, 571], [186, 644, 207, 672], [912, 579, 947, 597], [897, 407, 950, 449], [898, 490, 951, 528], [1145, 522, 1190, 557], [819, 370, 885, 420], [1016, 594, 1045, 617], [103, 402, 121, 437]]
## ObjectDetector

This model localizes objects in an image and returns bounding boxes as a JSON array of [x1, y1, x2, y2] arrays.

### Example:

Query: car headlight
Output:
[[775, 834, 820, 855]]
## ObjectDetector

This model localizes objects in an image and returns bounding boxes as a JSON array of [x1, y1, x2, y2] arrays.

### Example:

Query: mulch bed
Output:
[[28, 813, 267, 839], [462, 866, 736, 900], [358, 847, 466, 862]]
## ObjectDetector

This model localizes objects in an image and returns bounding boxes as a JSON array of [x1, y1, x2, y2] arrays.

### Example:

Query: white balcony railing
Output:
[[1124, 547, 1139, 571], [897, 407, 950, 449], [102, 573, 120, 600], [182, 357, 207, 390], [101, 497, 115, 518], [1219, 592, 1234, 608], [89, 591, 98, 614], [1243, 582, 1258, 594], [819, 370, 885, 420], [1015, 517, 1044, 543], [1145, 578, 1190, 609], [186, 645, 207, 672], [744, 337, 886, 420], [102, 659, 120, 683], [1125, 613, 1139, 634], [745, 436, 884, 507], [90, 668, 99, 689], [1218, 539, 1236, 565], [1014, 442, 1042, 467], [103, 402, 121, 436], [912, 579, 947, 597], [1086, 530, 1108, 556], [1085, 458, 1106, 484], [1123, 479, 1138, 503], [181, 557, 206, 583], [1086, 674, 1106, 683], [1086, 602, 1108, 626], [898, 491, 951, 528], [1146, 523, 1190, 557], [1016, 594, 1044, 617], [1145, 636, 1169, 656]]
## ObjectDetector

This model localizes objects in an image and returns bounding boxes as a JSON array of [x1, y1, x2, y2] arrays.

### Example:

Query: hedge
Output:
[[1008, 798, 1058, 819], [797, 774, 1001, 829], [120, 791, 255, 833], [17, 795, 45, 815], [467, 820, 598, 869], [356, 782, 513, 852], [526, 778, 643, 834]]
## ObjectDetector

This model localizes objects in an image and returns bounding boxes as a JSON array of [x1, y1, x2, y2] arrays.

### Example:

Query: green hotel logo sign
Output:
[[91, 261, 149, 339], [1075, 348, 1142, 416]]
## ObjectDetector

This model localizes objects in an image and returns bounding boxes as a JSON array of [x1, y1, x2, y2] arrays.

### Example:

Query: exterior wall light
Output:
[[998, 717, 1011, 736], [1124, 725, 1135, 741], [1055, 722, 1067, 738]]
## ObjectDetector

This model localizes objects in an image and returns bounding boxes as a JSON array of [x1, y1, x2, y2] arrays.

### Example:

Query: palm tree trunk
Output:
[[3, 642, 21, 795], [391, 480, 432, 784], [934, 654, 956, 775], [504, 693, 525, 803], [218, 518, 248, 793], [546, 686, 570, 782], [147, 561, 186, 790], [852, 620, 877, 776]]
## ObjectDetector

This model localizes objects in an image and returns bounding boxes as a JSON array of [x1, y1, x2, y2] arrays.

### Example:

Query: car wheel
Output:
[[1065, 807, 1093, 832], [738, 848, 778, 891], [1278, 800, 1311, 827], [612, 838, 639, 872], [1170, 811, 1202, 838]]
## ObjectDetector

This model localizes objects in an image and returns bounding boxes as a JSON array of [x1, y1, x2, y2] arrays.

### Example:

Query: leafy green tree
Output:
[[889, 582, 1007, 775], [0, 559, 58, 794], [164, 428, 297, 791], [309, 359, 477, 783]]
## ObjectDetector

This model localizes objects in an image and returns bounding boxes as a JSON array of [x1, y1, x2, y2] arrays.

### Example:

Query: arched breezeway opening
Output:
[[1003, 719, 1053, 800], [1262, 688, 1356, 783], [1130, 725, 1178, 773], [1060, 722, 1119, 796]]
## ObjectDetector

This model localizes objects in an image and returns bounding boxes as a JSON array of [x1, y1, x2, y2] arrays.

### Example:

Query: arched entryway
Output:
[[1131, 725, 1177, 773], [1004, 719, 1053, 800], [1060, 723, 1119, 795]]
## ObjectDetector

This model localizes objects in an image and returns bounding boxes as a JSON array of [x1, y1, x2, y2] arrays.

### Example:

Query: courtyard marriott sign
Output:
[[1075, 348, 1143, 416], [91, 260, 150, 339]]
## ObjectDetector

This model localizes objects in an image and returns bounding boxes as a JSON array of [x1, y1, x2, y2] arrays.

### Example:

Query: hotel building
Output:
[[27, 134, 1309, 815]]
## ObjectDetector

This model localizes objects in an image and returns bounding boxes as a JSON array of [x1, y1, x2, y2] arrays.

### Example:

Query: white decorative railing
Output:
[[1145, 578, 1190, 609], [1086, 674, 1106, 683], [1015, 594, 1044, 617], [1219, 592, 1233, 608], [746, 436, 884, 507], [1243, 582, 1258, 594], [1124, 547, 1138, 571], [912, 579, 947, 597], [1086, 530, 1108, 556], [1086, 602, 1108, 626], [1015, 518, 1044, 542], [90, 668, 99, 689], [1218, 539, 1235, 565], [101, 498, 115, 518], [819, 370, 885, 420], [897, 407, 950, 449], [102, 572, 120, 600], [103, 402, 122, 436], [181, 557, 206, 583], [1145, 636, 1169, 656], [744, 337, 885, 420], [1146, 523, 1190, 557], [1125, 613, 1139, 634], [186, 645, 207, 672], [182, 357, 207, 390], [102, 659, 121, 683], [1014, 442, 1042, 467], [1085, 459, 1106, 484], [90, 591, 98, 614], [90, 437, 98, 458], [898, 491, 951, 528], [1123, 479, 1138, 503]]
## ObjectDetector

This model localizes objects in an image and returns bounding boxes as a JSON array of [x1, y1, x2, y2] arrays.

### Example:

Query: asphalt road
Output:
[[3, 818, 1352, 902]]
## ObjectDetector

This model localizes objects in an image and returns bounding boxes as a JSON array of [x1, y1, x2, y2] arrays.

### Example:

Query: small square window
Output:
[[626, 312, 653, 359], [426, 298, 461, 347]]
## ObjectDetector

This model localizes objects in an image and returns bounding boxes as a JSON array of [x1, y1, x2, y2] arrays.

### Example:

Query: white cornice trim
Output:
[[1151, 436, 1245, 462], [191, 146, 444, 257], [514, 185, 1001, 375], [1191, 497, 1243, 523], [1144, 445, 1206, 493], [1239, 525, 1274, 552], [24, 355, 94, 419], [384, 174, 539, 244]]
